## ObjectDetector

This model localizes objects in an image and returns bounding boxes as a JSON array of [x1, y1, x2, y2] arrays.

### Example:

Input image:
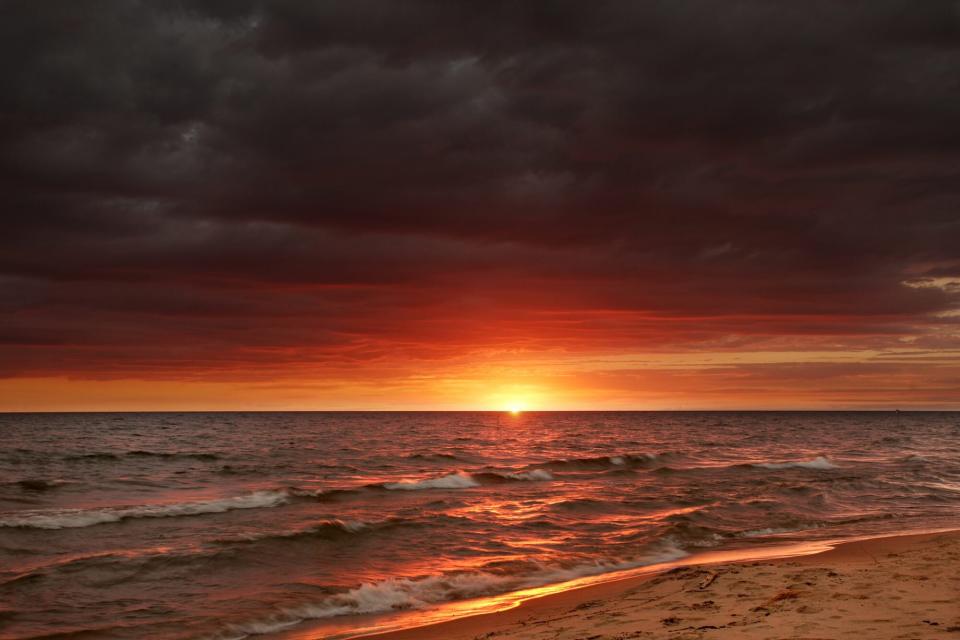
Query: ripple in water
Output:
[[1, 411, 958, 639]]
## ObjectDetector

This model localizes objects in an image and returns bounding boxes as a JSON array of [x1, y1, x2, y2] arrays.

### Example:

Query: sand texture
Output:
[[370, 531, 960, 640]]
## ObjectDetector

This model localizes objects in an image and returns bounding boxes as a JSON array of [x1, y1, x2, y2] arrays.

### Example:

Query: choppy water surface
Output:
[[1, 411, 959, 639]]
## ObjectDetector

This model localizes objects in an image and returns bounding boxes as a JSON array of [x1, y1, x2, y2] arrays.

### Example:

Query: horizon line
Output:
[[2, 408, 956, 414]]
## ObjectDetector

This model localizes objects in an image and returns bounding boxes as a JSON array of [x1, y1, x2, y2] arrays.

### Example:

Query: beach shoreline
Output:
[[288, 528, 960, 640]]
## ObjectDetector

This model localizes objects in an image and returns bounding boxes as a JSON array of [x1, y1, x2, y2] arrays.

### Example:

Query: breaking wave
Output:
[[382, 472, 480, 491], [751, 456, 839, 470], [533, 453, 667, 471], [215, 545, 689, 639], [380, 469, 553, 491]]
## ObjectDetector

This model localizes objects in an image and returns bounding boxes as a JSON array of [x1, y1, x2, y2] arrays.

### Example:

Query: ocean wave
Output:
[[311, 487, 364, 502], [649, 456, 840, 475], [60, 450, 220, 463], [736, 523, 823, 538], [506, 469, 554, 481], [382, 472, 480, 491], [548, 497, 619, 513], [212, 519, 378, 544], [475, 469, 555, 483], [0, 490, 290, 529], [751, 456, 838, 470], [64, 452, 120, 461], [213, 546, 688, 639], [8, 479, 68, 492], [380, 469, 553, 491], [2, 515, 456, 586], [126, 450, 220, 461], [534, 453, 665, 471], [0, 543, 256, 588], [408, 452, 463, 461], [658, 520, 726, 548]]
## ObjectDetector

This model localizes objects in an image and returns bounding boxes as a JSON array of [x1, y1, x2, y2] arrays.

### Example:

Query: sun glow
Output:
[[505, 400, 528, 415], [487, 384, 545, 414]]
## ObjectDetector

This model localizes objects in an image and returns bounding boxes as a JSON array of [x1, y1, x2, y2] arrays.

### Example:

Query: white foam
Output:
[[218, 615, 304, 640], [0, 490, 290, 529], [340, 519, 369, 533], [220, 546, 690, 637], [383, 472, 480, 491], [383, 469, 553, 491], [504, 469, 554, 481], [610, 456, 626, 465], [753, 456, 838, 470], [738, 524, 821, 538]]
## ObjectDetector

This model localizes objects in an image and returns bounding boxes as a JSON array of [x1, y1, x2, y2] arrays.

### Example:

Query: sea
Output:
[[1, 411, 958, 639]]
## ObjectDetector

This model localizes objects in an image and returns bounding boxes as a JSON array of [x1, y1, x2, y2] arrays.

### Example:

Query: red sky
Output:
[[2, 2, 959, 410]]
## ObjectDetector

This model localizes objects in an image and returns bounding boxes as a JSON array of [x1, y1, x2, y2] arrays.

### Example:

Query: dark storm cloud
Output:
[[2, 0, 960, 381]]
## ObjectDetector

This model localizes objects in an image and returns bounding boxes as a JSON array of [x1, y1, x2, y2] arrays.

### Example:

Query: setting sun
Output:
[[487, 385, 543, 414], [503, 398, 530, 414]]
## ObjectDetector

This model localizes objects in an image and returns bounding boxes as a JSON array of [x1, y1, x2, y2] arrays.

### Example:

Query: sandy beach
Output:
[[366, 530, 960, 640]]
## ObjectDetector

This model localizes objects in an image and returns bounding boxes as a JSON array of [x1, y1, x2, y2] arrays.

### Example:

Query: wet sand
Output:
[[364, 530, 960, 640]]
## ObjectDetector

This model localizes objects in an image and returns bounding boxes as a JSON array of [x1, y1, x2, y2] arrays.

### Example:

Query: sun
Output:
[[488, 386, 541, 415]]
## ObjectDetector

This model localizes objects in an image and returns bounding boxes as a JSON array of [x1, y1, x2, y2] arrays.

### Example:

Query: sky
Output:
[[2, 1, 960, 411]]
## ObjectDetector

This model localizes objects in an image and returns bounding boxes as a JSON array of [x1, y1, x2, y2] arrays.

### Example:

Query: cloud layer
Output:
[[2, 1, 959, 408]]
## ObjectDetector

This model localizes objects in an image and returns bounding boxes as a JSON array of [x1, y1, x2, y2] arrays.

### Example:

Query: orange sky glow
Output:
[[3, 2, 960, 411], [4, 305, 959, 411]]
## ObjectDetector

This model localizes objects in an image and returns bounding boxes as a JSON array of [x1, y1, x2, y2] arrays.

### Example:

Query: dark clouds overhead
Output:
[[2, 1, 959, 404]]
